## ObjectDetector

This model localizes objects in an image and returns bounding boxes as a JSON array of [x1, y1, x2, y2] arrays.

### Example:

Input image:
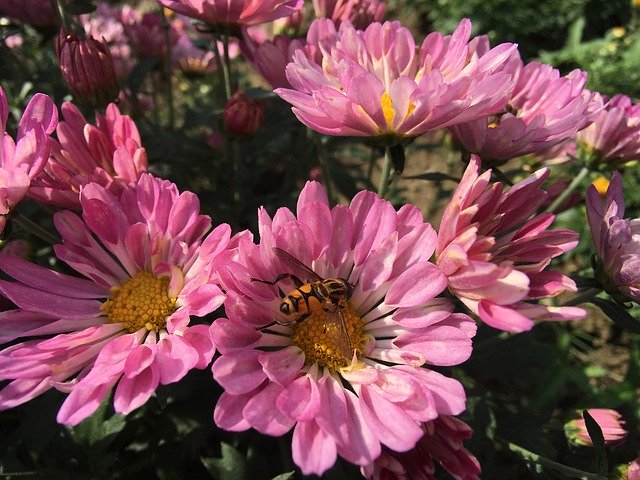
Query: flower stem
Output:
[[547, 166, 590, 214], [12, 212, 59, 244], [222, 33, 232, 99], [506, 441, 608, 480], [311, 130, 335, 205], [160, 8, 175, 129], [562, 287, 602, 306], [378, 146, 394, 199]]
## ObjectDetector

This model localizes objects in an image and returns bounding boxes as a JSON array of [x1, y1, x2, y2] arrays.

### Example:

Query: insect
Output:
[[252, 247, 355, 361]]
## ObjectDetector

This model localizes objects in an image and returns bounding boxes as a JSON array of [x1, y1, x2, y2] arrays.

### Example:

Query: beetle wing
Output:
[[272, 247, 323, 282]]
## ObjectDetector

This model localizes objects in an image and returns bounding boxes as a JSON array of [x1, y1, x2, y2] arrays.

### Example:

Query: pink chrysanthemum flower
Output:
[[361, 416, 481, 480], [449, 53, 600, 165], [586, 171, 640, 303], [121, 6, 181, 60], [565, 408, 627, 447], [29, 101, 148, 209], [156, 0, 304, 29], [576, 94, 640, 168], [0, 173, 231, 425], [212, 181, 476, 475], [275, 18, 517, 144], [312, 0, 386, 29], [0, 86, 57, 234], [435, 155, 585, 332], [241, 33, 307, 89]]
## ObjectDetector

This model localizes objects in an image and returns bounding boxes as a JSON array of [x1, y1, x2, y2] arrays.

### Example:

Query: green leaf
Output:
[[271, 473, 295, 480], [582, 410, 608, 476], [566, 17, 586, 49], [201, 443, 247, 480], [590, 297, 640, 335]]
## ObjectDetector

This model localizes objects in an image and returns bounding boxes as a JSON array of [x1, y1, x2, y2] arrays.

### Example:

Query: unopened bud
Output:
[[56, 29, 119, 109], [224, 92, 266, 138]]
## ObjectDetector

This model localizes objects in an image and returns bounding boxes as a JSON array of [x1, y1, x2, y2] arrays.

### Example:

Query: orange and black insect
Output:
[[252, 247, 355, 360]]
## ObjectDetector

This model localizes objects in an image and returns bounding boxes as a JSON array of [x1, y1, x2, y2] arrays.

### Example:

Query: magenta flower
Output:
[[312, 0, 386, 29], [361, 416, 481, 480], [275, 19, 516, 143], [577, 94, 640, 168], [435, 155, 585, 332], [0, 0, 59, 29], [449, 56, 600, 164], [121, 6, 180, 60], [0, 87, 57, 234], [29, 101, 148, 209], [586, 171, 640, 303], [565, 409, 627, 447], [241, 33, 307, 89], [212, 181, 476, 475], [156, 0, 304, 28], [224, 91, 266, 137], [0, 174, 232, 425]]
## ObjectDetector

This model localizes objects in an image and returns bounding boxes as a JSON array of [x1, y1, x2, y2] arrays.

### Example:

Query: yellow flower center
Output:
[[592, 176, 611, 197], [291, 302, 364, 371], [380, 92, 415, 132], [102, 271, 177, 333]]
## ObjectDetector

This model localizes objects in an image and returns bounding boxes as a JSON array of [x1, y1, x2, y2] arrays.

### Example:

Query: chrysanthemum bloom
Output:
[[173, 32, 217, 76], [56, 29, 120, 109], [0, 87, 57, 234], [121, 6, 180, 60], [361, 415, 481, 480], [576, 94, 640, 168], [241, 33, 306, 89], [565, 409, 627, 447], [275, 18, 517, 145], [29, 101, 148, 209], [449, 54, 600, 165], [586, 171, 640, 303], [623, 457, 640, 480], [212, 181, 476, 475], [156, 0, 304, 29], [435, 155, 585, 332], [0, 174, 231, 425], [0, 0, 58, 29], [313, 0, 386, 29]]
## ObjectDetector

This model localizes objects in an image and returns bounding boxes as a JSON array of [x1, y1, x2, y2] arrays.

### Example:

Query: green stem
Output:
[[507, 442, 608, 480], [160, 8, 175, 129], [53, 0, 77, 33], [222, 33, 232, 99], [547, 166, 590, 214], [311, 130, 335, 205], [562, 287, 602, 306], [12, 212, 59, 244], [377, 146, 394, 199], [211, 35, 226, 104]]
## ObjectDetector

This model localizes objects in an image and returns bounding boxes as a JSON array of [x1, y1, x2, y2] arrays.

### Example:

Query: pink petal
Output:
[[113, 365, 159, 414], [385, 262, 447, 307], [292, 420, 338, 476], [155, 335, 199, 384]]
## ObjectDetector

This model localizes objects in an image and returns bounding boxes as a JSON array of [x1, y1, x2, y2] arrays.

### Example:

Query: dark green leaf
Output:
[[64, 0, 97, 15], [201, 443, 247, 480], [590, 297, 640, 334], [582, 410, 608, 476]]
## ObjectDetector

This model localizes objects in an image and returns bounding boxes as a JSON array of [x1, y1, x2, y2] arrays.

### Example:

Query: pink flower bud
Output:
[[223, 92, 265, 137], [55, 29, 119, 110], [565, 409, 627, 447]]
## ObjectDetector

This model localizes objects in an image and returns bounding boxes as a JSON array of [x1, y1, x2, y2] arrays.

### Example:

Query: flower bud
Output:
[[565, 409, 627, 447], [223, 92, 265, 138], [55, 29, 119, 110]]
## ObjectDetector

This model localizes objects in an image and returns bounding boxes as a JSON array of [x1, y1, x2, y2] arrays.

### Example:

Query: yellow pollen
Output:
[[102, 271, 177, 333], [381, 91, 395, 128], [592, 176, 611, 197], [290, 302, 364, 371]]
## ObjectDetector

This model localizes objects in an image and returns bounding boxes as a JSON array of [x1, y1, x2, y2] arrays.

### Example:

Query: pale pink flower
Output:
[[361, 416, 481, 480], [275, 19, 517, 143], [241, 33, 306, 89], [565, 409, 627, 447], [121, 6, 180, 60], [156, 0, 304, 28], [449, 55, 600, 164], [577, 94, 640, 168], [172, 32, 217, 75], [435, 155, 585, 332], [313, 0, 386, 29], [0, 173, 232, 425], [586, 171, 640, 303], [625, 457, 640, 480], [29, 102, 148, 209], [212, 181, 476, 475], [0, 87, 57, 234]]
